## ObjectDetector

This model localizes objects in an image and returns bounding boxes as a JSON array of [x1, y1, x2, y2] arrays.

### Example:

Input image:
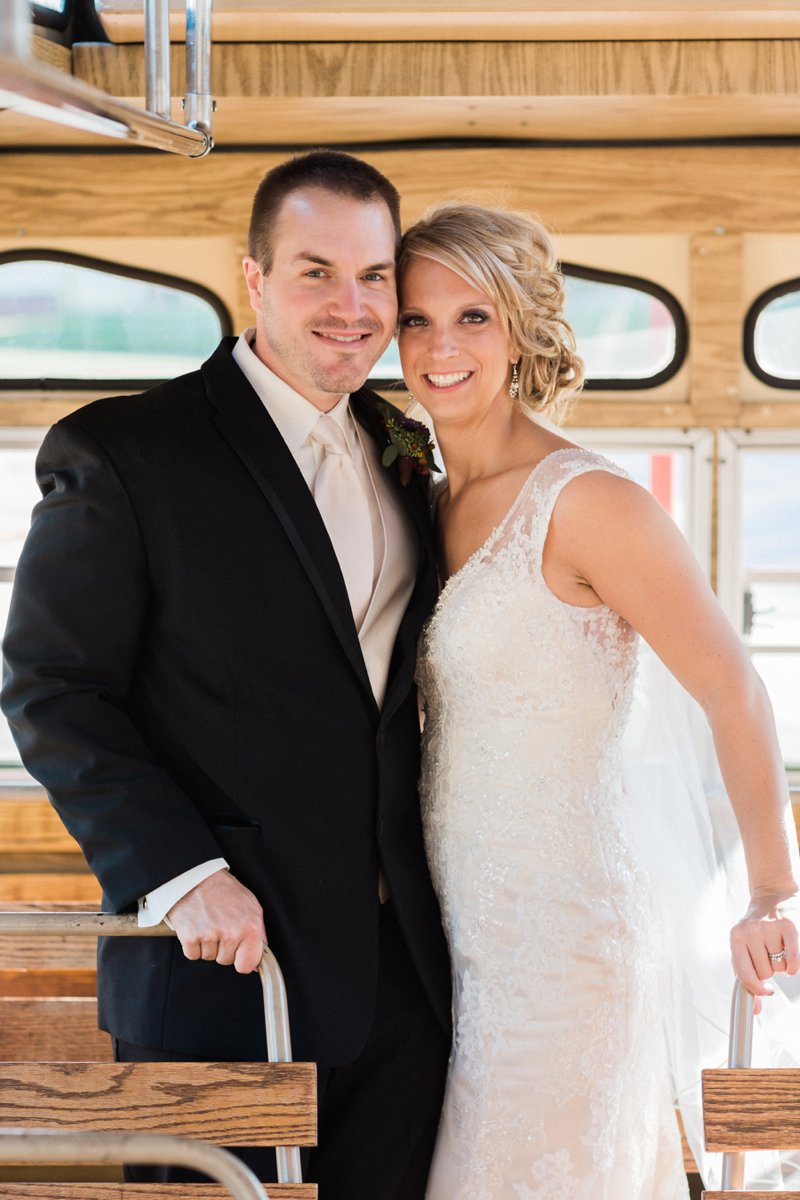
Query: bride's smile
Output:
[[398, 256, 518, 424]]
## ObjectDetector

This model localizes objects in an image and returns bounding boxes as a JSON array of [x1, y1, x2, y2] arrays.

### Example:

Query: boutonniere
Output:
[[378, 405, 442, 487]]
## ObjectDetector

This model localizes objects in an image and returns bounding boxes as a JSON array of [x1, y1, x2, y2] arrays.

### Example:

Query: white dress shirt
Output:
[[139, 331, 416, 925]]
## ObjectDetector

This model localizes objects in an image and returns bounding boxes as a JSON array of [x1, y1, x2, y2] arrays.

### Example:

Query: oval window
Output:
[[745, 281, 800, 388], [0, 251, 231, 388]]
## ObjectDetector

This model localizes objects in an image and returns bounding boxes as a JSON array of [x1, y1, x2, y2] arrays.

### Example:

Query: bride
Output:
[[397, 200, 800, 1200]]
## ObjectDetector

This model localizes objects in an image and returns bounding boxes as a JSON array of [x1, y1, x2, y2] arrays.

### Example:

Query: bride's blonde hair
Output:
[[399, 201, 584, 425]]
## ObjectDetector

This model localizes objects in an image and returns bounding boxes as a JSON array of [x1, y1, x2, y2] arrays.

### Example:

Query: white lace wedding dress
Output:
[[417, 448, 689, 1200]]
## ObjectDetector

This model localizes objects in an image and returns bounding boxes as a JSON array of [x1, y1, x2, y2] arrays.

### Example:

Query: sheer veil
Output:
[[623, 643, 800, 1189]]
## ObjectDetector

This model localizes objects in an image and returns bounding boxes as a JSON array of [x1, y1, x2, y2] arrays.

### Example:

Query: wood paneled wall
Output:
[[1, 144, 799, 428]]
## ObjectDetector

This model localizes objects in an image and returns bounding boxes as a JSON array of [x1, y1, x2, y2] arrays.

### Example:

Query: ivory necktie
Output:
[[311, 413, 374, 631]]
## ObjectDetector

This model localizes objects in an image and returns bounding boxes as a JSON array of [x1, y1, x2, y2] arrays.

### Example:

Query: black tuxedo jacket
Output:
[[1, 338, 451, 1065]]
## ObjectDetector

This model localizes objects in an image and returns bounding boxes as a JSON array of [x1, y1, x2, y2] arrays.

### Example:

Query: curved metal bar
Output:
[[0, 54, 212, 155], [259, 948, 303, 1184], [0, 912, 302, 1184], [0, 1130, 267, 1200], [720, 980, 755, 1190], [0, 911, 171, 935], [0, 0, 212, 156]]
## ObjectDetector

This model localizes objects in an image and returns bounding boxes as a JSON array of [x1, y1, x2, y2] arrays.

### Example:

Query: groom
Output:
[[1, 150, 451, 1199]]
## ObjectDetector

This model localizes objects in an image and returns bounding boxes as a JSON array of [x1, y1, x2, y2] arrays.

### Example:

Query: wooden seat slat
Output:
[[0, 998, 110, 1061], [703, 1194, 800, 1199], [0, 935, 98, 970], [703, 1067, 800, 1150], [0, 969, 97, 998], [0, 1062, 317, 1146], [2, 1187, 315, 1198], [0, 800, 83, 857], [0, 876, 101, 905]]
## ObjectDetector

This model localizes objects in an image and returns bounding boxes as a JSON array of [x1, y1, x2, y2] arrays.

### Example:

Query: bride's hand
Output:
[[730, 890, 800, 1010]]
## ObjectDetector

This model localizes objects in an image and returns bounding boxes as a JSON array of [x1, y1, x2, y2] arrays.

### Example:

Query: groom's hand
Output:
[[167, 868, 266, 974]]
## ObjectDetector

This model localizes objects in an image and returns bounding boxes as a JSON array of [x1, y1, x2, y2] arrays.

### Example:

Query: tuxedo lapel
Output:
[[350, 389, 438, 723], [201, 341, 377, 711]]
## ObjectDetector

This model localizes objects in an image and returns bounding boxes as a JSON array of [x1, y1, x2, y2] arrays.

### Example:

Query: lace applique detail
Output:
[[419, 449, 688, 1200]]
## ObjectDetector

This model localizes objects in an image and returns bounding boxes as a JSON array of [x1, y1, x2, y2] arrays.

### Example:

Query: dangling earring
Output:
[[509, 361, 520, 401]]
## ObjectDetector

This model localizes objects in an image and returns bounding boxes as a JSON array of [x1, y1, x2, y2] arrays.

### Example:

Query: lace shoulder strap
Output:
[[526, 447, 630, 566]]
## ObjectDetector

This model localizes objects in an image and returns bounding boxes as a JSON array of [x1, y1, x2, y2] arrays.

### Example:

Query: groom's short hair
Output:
[[248, 149, 401, 274]]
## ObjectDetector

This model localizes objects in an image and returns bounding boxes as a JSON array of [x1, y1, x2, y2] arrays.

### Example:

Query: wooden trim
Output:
[[3, 95, 799, 147], [690, 234, 744, 424], [96, 3, 800, 44]]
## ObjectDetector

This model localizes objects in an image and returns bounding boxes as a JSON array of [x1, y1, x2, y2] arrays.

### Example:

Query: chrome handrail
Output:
[[0, 911, 302, 1184], [719, 979, 756, 1190], [0, 1129, 267, 1200]]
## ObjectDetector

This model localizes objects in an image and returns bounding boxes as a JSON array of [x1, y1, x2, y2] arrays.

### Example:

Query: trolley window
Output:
[[0, 251, 231, 389], [744, 280, 800, 389]]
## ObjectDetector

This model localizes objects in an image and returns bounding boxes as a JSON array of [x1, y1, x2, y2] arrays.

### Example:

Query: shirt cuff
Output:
[[137, 859, 229, 927]]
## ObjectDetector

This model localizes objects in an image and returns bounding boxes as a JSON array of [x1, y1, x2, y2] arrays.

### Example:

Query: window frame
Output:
[[743, 277, 800, 390], [560, 263, 688, 391], [565, 426, 713, 575], [32, 0, 71, 32], [0, 249, 233, 391], [717, 429, 800, 778]]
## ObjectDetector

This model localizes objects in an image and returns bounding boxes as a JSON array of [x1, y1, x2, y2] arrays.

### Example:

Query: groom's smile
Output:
[[243, 186, 398, 413]]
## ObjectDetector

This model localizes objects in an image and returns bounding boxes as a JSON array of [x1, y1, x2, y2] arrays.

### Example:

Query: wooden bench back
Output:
[[2, 1188, 309, 1199], [701, 1067, 800, 1199], [0, 1061, 316, 1146]]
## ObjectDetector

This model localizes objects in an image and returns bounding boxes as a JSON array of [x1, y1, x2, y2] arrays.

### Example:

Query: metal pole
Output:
[[720, 979, 755, 1190], [0, 1130, 267, 1200], [144, 0, 171, 120], [0, 911, 301, 1184], [184, 0, 214, 137], [0, 0, 31, 59], [0, 911, 170, 936], [259, 952, 302, 1184]]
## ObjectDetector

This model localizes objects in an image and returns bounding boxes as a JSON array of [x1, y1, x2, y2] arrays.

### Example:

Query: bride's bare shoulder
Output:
[[550, 464, 678, 554]]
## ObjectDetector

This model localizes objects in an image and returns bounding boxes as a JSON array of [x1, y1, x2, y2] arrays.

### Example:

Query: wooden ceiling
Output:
[[2, 1, 799, 149]]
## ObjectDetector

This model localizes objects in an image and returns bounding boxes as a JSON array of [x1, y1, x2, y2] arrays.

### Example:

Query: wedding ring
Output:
[[768, 949, 787, 963]]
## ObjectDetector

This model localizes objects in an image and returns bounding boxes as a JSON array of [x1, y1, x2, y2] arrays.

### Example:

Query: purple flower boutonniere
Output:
[[379, 408, 442, 487]]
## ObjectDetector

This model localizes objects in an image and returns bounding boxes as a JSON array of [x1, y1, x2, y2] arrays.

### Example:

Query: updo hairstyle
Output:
[[399, 201, 584, 424]]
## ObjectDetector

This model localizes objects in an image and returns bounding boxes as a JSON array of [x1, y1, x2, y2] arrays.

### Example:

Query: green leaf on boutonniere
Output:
[[375, 401, 441, 485]]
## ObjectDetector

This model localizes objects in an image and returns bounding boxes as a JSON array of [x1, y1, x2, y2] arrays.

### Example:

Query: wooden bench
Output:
[[0, 1060, 317, 1199], [0, 913, 317, 1197], [702, 1067, 800, 1198], [0, 889, 106, 1061]]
